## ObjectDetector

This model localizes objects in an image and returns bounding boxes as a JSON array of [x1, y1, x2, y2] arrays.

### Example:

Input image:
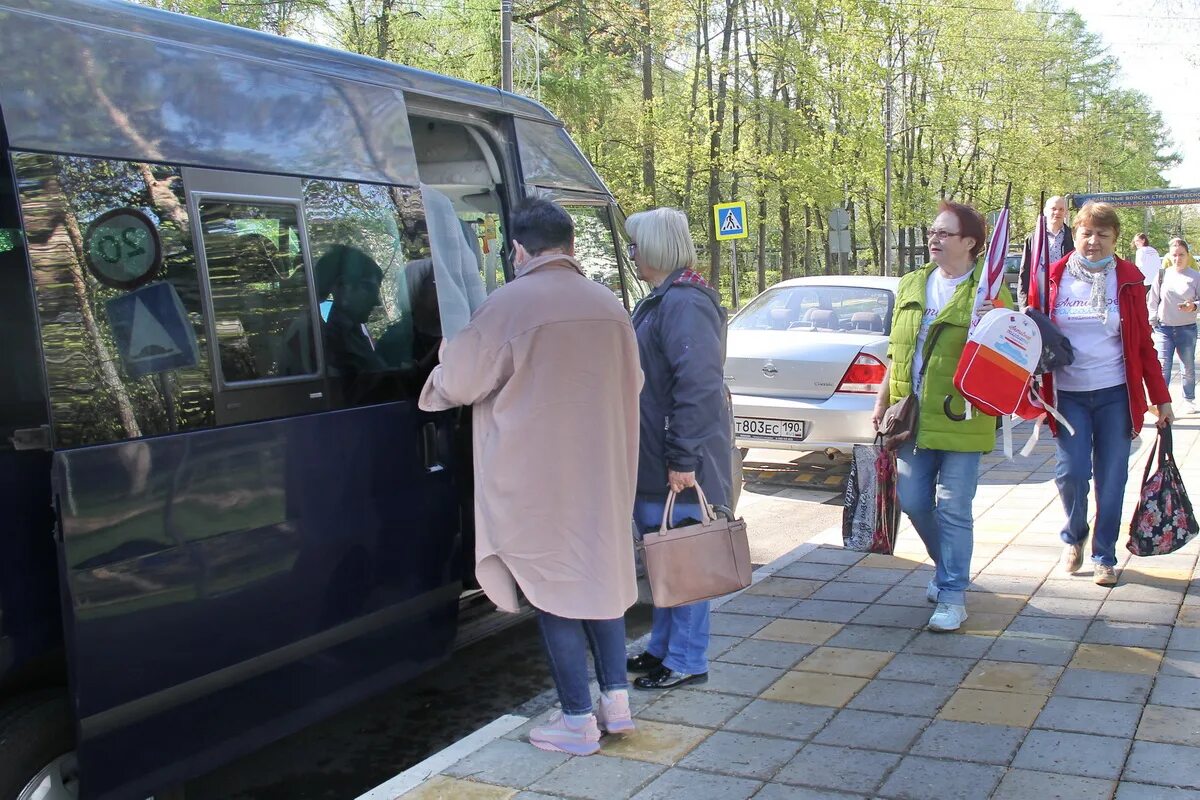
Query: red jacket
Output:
[[1037, 255, 1170, 438]]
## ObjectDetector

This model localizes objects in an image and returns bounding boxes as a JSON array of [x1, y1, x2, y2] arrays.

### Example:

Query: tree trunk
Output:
[[802, 206, 811, 278], [375, 0, 395, 60], [781, 192, 793, 280], [848, 199, 859, 271], [640, 0, 655, 203], [706, 0, 739, 286], [682, 4, 704, 214], [136, 162, 189, 242]]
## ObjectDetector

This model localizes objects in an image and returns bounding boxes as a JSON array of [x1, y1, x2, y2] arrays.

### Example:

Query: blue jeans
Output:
[[635, 494, 711, 675], [1054, 385, 1132, 567], [1157, 323, 1197, 400], [537, 612, 629, 716], [896, 445, 981, 606]]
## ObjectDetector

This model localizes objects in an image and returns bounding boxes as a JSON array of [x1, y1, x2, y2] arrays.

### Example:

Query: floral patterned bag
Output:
[[1127, 425, 1199, 557]]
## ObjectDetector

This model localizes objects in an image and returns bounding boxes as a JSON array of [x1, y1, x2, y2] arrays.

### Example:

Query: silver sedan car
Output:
[[726, 275, 901, 454]]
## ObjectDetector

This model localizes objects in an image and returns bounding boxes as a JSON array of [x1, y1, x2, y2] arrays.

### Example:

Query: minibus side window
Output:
[[562, 205, 624, 302], [12, 153, 215, 448], [303, 180, 436, 406], [197, 200, 316, 382], [612, 215, 649, 307]]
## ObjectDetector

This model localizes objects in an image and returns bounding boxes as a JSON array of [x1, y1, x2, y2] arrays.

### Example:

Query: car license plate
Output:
[[735, 417, 808, 442]]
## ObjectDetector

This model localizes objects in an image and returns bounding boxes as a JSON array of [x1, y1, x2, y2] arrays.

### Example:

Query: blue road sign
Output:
[[106, 282, 200, 378], [713, 201, 748, 240]]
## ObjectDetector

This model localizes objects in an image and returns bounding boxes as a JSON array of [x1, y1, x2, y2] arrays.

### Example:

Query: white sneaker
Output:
[[926, 582, 939, 604], [1094, 564, 1119, 587], [927, 602, 968, 632], [1186, 400, 1199, 415]]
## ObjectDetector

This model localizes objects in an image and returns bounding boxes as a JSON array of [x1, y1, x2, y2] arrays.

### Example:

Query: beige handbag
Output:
[[638, 484, 752, 608]]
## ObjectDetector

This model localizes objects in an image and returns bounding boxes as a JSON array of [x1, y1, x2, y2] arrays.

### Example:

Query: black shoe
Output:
[[634, 666, 708, 690], [626, 652, 663, 673]]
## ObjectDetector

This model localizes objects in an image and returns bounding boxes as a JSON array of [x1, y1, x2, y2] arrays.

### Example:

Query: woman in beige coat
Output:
[[420, 199, 643, 756]]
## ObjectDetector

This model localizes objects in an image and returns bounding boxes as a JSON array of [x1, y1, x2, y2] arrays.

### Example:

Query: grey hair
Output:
[[625, 207, 697, 276], [1044, 195, 1067, 214]]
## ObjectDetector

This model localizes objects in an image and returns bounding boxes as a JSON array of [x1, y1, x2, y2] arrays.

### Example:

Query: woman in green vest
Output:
[[871, 201, 1011, 632]]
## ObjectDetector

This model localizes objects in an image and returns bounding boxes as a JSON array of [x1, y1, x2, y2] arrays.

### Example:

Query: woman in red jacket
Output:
[[1038, 201, 1172, 585]]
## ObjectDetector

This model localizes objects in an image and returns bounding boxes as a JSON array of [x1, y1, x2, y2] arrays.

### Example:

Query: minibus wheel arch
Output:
[[0, 689, 75, 800]]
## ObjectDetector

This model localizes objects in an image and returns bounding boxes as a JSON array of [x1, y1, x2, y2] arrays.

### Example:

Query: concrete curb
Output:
[[352, 714, 527, 800]]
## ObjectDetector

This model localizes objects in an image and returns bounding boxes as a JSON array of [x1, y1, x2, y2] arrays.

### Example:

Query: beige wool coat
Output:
[[419, 254, 643, 619]]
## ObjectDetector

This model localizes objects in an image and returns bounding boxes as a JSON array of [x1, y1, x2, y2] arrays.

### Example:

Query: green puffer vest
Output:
[[887, 261, 1011, 453]]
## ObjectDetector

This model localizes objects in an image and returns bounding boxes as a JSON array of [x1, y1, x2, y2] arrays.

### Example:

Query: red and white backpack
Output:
[[953, 307, 1074, 457], [954, 308, 1041, 416]]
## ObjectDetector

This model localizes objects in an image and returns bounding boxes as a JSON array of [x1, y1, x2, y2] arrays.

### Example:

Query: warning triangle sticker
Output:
[[721, 210, 743, 233], [127, 297, 182, 362]]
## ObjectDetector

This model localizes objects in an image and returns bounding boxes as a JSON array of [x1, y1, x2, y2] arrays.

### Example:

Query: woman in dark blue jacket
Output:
[[623, 207, 732, 689]]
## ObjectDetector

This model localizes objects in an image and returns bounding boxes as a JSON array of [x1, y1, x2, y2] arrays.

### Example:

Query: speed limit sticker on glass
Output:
[[83, 207, 163, 289]]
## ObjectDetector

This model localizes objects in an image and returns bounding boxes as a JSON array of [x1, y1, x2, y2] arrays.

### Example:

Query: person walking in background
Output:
[[871, 202, 1012, 632], [1018, 195, 1074, 308], [1133, 232, 1163, 286], [1040, 202, 1173, 587], [621, 207, 732, 690], [1149, 237, 1200, 414], [420, 198, 643, 755]]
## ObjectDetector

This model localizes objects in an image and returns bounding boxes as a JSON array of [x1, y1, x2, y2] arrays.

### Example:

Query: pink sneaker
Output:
[[529, 712, 601, 755], [596, 691, 635, 734]]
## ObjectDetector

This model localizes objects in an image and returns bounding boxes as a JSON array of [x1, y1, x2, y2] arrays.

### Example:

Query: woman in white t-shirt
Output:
[[1148, 237, 1200, 412], [1037, 201, 1173, 586]]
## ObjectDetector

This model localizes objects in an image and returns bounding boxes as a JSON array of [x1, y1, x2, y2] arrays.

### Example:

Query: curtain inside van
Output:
[[420, 184, 488, 339]]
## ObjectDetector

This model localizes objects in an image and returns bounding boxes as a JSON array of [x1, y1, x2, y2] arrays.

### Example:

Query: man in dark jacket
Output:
[[1018, 195, 1075, 308]]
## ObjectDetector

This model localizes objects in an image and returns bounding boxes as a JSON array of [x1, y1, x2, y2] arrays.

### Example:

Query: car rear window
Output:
[[730, 285, 893, 333]]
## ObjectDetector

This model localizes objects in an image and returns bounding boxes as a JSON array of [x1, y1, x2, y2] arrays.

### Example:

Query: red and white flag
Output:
[[970, 183, 1012, 329], [1027, 196, 1048, 311]]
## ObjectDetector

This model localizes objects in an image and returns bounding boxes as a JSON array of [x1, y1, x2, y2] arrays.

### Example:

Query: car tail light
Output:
[[837, 353, 887, 393]]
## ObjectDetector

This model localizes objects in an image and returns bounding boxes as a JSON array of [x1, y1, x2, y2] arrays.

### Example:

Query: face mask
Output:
[[1078, 253, 1114, 270]]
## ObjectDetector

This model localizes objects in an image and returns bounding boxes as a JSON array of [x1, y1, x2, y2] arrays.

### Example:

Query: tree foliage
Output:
[[141, 0, 1179, 300]]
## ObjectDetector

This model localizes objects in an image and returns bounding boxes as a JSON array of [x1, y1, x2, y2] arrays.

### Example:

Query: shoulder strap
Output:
[[917, 325, 945, 379]]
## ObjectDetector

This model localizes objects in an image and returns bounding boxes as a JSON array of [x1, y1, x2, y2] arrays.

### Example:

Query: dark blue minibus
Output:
[[0, 2, 644, 798]]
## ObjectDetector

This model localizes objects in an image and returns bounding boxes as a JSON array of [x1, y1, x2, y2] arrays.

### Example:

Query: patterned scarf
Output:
[[1065, 251, 1116, 324]]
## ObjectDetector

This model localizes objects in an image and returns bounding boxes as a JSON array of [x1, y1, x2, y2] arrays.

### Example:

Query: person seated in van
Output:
[[419, 198, 643, 756], [377, 256, 442, 382], [311, 245, 397, 403]]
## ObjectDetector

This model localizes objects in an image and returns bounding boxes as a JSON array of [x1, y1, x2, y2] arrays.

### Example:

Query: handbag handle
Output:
[[659, 482, 715, 534], [1140, 424, 1172, 486]]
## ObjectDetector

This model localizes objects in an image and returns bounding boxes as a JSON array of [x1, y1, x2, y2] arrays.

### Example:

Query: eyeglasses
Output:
[[927, 229, 963, 241], [626, 242, 638, 260]]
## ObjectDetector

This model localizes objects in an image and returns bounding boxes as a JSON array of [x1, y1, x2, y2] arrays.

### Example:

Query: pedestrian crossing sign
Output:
[[106, 282, 200, 378], [713, 202, 748, 240]]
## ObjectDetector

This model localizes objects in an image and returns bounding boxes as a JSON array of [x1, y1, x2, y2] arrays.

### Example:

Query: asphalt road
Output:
[[184, 447, 840, 800]]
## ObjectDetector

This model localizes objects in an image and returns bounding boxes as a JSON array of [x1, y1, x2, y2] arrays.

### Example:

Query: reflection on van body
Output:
[[0, 2, 639, 799]]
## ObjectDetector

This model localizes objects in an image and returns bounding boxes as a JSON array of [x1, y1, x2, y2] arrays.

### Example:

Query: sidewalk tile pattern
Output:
[[404, 428, 1200, 799]]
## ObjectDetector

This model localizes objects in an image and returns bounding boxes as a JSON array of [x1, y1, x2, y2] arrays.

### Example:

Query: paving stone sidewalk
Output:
[[400, 419, 1200, 800]]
